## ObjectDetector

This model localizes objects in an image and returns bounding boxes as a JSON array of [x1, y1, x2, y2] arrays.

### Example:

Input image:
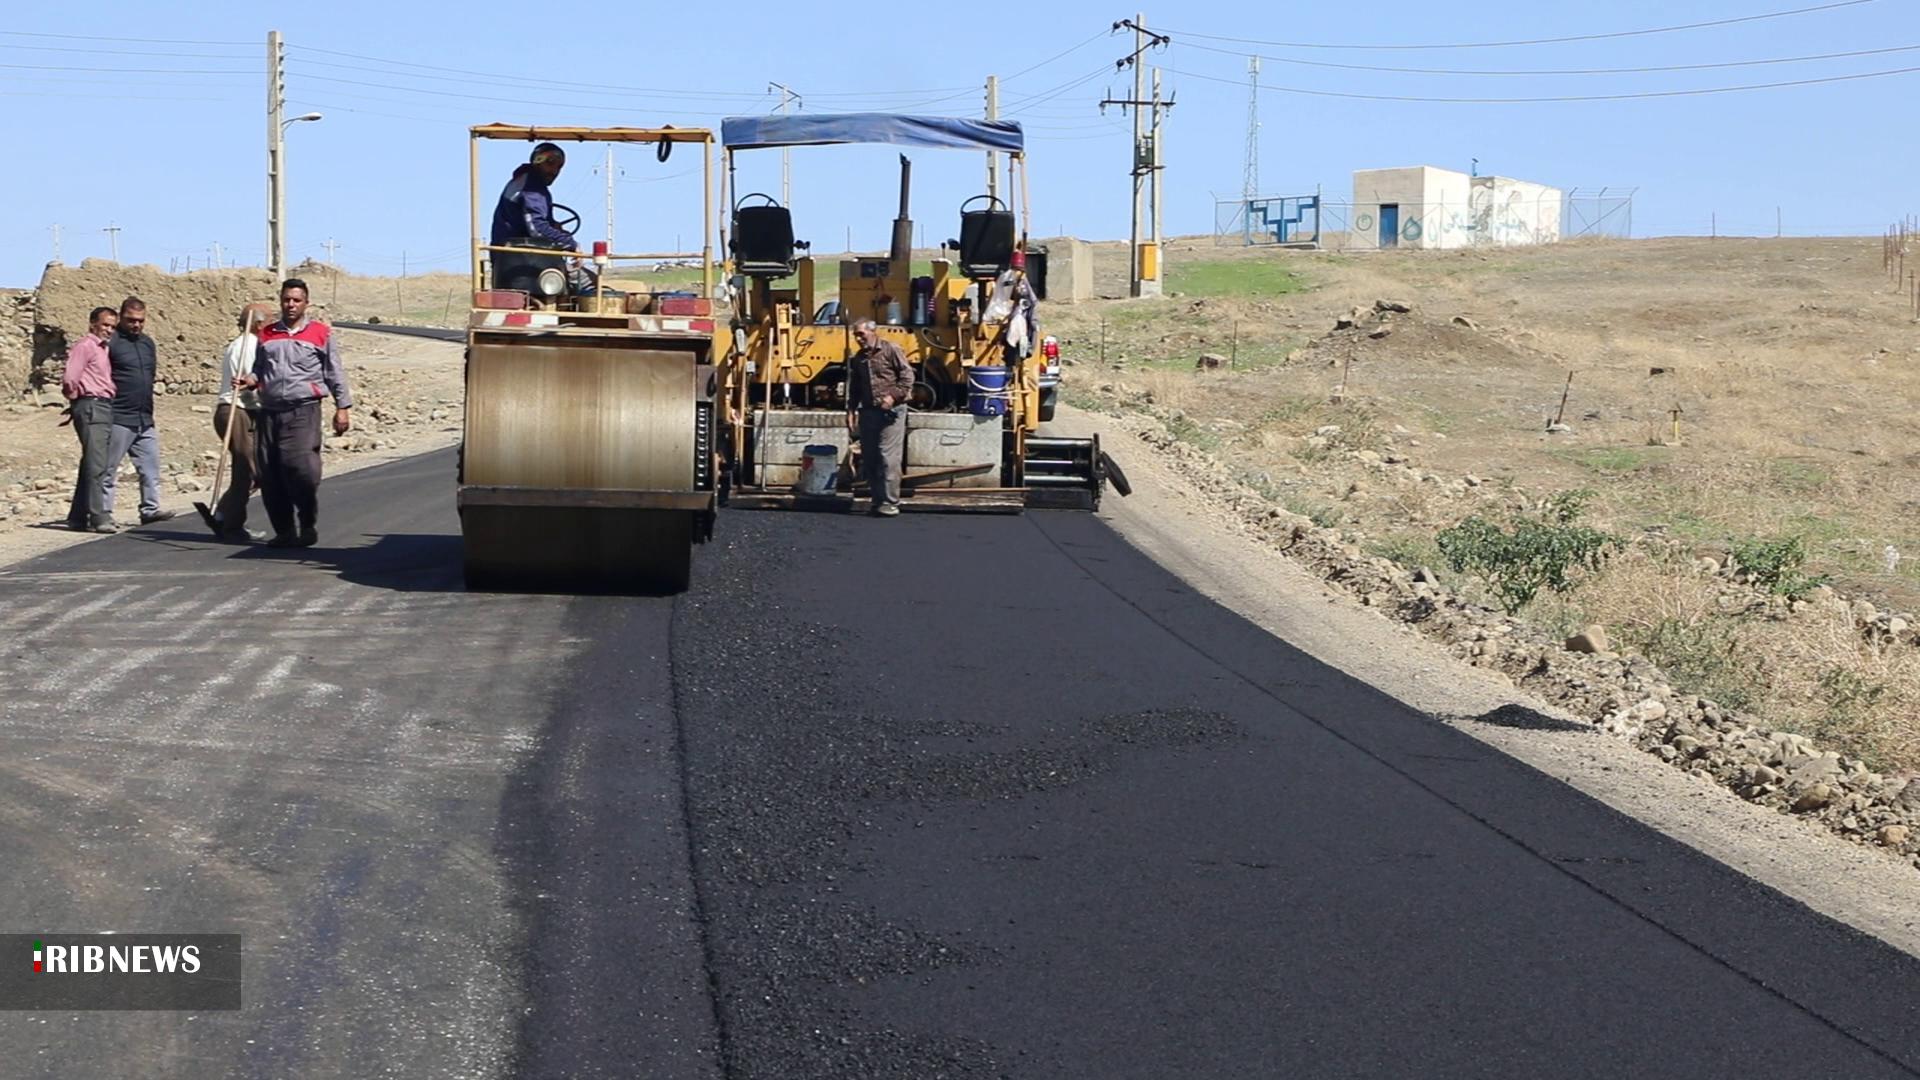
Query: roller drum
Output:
[[461, 337, 698, 593]]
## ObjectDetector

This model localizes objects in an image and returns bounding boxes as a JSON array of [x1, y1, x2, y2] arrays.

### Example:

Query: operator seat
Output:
[[732, 203, 797, 278]]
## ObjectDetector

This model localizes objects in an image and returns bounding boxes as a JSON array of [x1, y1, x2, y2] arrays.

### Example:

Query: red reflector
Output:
[[689, 319, 715, 333], [503, 312, 532, 326], [474, 290, 528, 310], [656, 297, 710, 316]]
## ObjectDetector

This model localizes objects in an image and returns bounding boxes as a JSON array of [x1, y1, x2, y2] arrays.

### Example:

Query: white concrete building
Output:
[[1350, 166, 1562, 251]]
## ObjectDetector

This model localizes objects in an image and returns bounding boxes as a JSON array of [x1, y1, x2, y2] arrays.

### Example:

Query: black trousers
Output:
[[256, 401, 323, 536]]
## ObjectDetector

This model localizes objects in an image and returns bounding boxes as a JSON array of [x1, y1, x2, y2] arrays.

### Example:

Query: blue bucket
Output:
[[967, 365, 1011, 417]]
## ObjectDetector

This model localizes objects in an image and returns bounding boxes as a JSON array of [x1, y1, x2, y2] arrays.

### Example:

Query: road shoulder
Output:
[[1055, 405, 1920, 960]]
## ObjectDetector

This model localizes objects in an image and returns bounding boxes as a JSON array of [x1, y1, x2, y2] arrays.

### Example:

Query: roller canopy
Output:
[[721, 113, 1023, 153]]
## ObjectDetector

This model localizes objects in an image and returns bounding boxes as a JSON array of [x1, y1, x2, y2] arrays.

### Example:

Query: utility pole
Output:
[[1150, 66, 1165, 282], [985, 74, 1000, 203], [102, 222, 121, 262], [323, 238, 339, 304], [1101, 16, 1170, 298], [1128, 18, 1145, 297], [210, 241, 223, 270], [49, 224, 61, 264], [768, 82, 801, 206], [267, 30, 285, 282], [602, 145, 617, 252]]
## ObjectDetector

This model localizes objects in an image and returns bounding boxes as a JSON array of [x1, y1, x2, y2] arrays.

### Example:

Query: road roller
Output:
[[457, 124, 723, 593], [713, 113, 1127, 513]]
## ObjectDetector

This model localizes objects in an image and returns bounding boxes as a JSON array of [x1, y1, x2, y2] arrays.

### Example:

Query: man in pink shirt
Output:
[[61, 306, 119, 533]]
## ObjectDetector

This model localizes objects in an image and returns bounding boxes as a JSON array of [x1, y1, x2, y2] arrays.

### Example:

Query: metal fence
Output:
[[1216, 187, 1635, 250]]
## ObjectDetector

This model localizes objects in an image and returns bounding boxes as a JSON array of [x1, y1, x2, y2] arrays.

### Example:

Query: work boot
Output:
[[266, 532, 301, 548], [296, 525, 319, 548], [140, 509, 176, 524], [89, 520, 117, 534]]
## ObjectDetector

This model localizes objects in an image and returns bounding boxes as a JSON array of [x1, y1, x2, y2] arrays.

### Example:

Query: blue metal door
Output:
[[1379, 204, 1400, 248]]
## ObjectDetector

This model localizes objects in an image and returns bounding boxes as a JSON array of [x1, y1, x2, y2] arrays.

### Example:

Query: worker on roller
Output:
[[846, 318, 914, 517], [491, 142, 576, 252]]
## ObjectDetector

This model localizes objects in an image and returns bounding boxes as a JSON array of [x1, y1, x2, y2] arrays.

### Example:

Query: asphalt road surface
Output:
[[2, 448, 1918, 1079]]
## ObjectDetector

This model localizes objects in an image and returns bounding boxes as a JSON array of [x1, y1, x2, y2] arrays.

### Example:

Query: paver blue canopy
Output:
[[720, 113, 1024, 153]]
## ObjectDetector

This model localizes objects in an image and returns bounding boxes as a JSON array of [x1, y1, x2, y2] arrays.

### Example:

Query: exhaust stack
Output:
[[889, 154, 913, 264]]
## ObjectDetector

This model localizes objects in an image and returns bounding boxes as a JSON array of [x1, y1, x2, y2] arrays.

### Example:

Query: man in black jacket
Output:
[[100, 296, 174, 525]]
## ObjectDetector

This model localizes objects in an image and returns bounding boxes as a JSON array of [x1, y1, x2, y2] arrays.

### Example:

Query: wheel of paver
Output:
[[1100, 451, 1132, 498]]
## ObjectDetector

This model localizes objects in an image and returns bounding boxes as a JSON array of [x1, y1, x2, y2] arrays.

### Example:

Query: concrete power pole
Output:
[[1150, 66, 1165, 290], [768, 82, 800, 206], [601, 146, 617, 252], [985, 74, 1000, 203], [267, 30, 286, 283], [1129, 17, 1145, 297], [50, 224, 61, 264], [323, 238, 339, 304], [102, 222, 121, 262], [1103, 16, 1169, 298]]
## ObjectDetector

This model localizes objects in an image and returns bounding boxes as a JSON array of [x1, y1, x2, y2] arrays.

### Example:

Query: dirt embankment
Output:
[[1, 260, 467, 565], [26, 260, 279, 397]]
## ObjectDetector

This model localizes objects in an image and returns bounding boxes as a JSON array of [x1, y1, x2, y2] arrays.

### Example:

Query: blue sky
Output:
[[2, 0, 1914, 286]]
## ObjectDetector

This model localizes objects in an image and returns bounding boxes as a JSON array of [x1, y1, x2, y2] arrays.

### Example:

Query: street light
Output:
[[269, 111, 321, 281]]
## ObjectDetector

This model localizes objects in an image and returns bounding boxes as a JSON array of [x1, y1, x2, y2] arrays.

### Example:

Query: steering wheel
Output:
[[549, 202, 582, 237]]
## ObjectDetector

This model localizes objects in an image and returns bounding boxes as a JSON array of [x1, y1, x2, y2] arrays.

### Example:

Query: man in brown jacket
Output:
[[846, 318, 913, 516]]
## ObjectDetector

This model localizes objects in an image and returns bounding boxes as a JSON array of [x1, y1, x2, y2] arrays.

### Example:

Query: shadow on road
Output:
[[131, 528, 467, 592]]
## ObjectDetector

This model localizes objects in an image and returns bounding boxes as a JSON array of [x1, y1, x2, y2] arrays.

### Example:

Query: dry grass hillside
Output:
[[1049, 235, 1920, 770]]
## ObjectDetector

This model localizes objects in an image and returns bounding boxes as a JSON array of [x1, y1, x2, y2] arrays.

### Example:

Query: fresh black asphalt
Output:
[[0, 446, 1916, 1078]]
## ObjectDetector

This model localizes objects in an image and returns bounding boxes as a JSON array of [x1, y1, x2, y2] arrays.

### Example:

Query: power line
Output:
[[998, 29, 1111, 83], [1163, 0, 1879, 51], [293, 54, 797, 103], [0, 89, 234, 102], [0, 42, 265, 59], [288, 43, 970, 103], [0, 62, 260, 75], [1178, 38, 1920, 76], [1001, 61, 1115, 113], [286, 70, 740, 116], [1163, 59, 1920, 101], [0, 29, 252, 46]]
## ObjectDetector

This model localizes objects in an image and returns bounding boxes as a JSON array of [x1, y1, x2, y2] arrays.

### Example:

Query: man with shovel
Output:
[[196, 303, 273, 542], [231, 279, 351, 548]]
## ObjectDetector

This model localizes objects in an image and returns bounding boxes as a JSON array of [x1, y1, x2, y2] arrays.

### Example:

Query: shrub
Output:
[[1628, 617, 1759, 713], [1436, 490, 1618, 613], [1730, 535, 1829, 599]]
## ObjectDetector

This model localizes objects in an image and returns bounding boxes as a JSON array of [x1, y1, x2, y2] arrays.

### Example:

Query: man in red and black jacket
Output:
[[232, 278, 351, 548]]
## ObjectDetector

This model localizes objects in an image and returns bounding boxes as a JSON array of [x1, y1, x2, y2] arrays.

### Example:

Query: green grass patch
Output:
[[1365, 532, 1444, 571], [1166, 413, 1221, 452], [1768, 458, 1831, 492], [1552, 446, 1667, 475], [1250, 395, 1319, 428], [1167, 259, 1309, 299], [1625, 617, 1760, 713], [1284, 496, 1342, 529]]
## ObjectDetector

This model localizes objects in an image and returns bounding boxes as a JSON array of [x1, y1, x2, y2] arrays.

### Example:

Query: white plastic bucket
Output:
[[795, 444, 840, 495]]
